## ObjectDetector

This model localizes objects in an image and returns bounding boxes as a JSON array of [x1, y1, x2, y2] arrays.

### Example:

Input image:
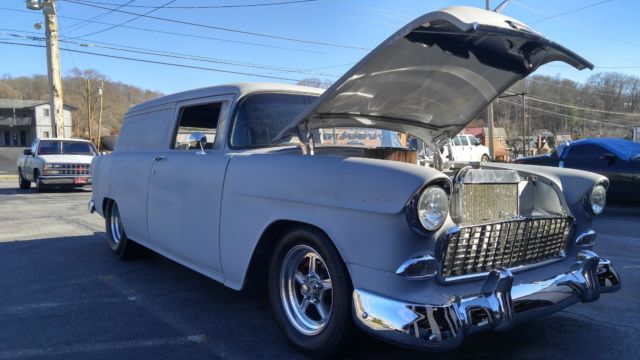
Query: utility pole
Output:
[[485, 0, 495, 160], [97, 82, 104, 151], [521, 94, 526, 156], [26, 0, 65, 138], [87, 78, 92, 143]]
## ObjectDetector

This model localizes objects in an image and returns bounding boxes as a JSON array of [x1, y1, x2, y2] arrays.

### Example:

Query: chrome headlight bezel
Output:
[[405, 180, 451, 235], [588, 184, 607, 215]]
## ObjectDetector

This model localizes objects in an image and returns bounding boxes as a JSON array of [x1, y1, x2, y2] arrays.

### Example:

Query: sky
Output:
[[0, 0, 639, 95]]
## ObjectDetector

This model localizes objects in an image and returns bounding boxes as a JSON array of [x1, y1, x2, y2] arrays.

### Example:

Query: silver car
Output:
[[89, 6, 620, 356]]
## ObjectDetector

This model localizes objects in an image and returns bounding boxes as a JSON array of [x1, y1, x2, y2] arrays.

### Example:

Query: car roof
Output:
[[569, 138, 640, 161], [38, 138, 91, 142], [127, 82, 325, 114]]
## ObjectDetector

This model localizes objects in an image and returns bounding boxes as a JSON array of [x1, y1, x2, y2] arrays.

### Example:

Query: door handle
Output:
[[154, 155, 167, 161]]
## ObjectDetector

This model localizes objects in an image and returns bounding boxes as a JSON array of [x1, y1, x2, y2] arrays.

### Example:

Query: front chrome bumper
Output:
[[352, 250, 620, 351], [40, 175, 92, 185]]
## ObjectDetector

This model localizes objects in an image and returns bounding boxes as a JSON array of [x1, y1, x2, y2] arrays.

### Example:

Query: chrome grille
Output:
[[440, 217, 572, 280], [47, 163, 91, 176]]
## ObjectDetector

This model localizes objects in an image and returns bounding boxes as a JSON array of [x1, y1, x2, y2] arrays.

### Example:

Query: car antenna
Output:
[[493, 0, 511, 13]]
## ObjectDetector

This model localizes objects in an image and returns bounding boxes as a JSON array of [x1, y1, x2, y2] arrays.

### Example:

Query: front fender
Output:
[[219, 154, 448, 290]]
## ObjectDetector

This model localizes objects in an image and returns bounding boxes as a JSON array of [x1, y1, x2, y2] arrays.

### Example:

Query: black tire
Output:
[[268, 226, 354, 358], [481, 154, 490, 163], [104, 200, 148, 259], [18, 168, 30, 189], [34, 170, 46, 192]]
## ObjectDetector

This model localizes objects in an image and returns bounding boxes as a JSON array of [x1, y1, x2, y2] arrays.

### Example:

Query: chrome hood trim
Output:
[[275, 6, 592, 144]]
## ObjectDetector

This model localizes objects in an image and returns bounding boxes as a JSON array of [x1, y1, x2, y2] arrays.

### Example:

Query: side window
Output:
[[452, 136, 461, 146], [567, 145, 611, 161], [460, 136, 469, 146], [31, 141, 38, 154], [469, 136, 480, 146], [173, 102, 222, 150]]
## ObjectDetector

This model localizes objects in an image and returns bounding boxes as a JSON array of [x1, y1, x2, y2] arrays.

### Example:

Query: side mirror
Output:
[[23, 149, 32, 156], [188, 132, 207, 154], [600, 152, 616, 164]]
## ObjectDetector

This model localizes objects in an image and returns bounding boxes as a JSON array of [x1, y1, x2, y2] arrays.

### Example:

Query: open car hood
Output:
[[275, 6, 592, 144]]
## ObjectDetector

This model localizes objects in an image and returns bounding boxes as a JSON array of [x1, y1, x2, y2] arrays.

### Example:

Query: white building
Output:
[[0, 99, 76, 147]]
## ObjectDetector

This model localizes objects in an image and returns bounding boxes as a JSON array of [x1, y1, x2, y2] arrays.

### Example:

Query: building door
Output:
[[12, 133, 18, 146], [3, 131, 8, 146], [20, 131, 26, 146]]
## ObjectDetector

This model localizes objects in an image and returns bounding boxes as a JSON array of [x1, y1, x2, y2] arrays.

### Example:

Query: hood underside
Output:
[[275, 6, 592, 144]]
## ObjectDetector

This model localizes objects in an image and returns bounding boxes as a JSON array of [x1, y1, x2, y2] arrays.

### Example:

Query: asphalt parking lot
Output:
[[0, 178, 638, 360]]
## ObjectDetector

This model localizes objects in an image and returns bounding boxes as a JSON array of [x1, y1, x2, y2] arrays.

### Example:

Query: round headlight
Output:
[[417, 185, 449, 230], [589, 184, 606, 215]]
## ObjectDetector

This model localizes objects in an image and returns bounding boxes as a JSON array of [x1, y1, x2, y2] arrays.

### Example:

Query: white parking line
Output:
[[0, 335, 207, 359], [0, 297, 132, 316]]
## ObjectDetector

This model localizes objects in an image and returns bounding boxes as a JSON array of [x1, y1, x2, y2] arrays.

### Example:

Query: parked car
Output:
[[17, 138, 97, 191], [450, 134, 491, 162], [89, 6, 620, 356], [514, 138, 640, 200]]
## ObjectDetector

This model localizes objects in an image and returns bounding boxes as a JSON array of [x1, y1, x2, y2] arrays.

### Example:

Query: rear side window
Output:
[[568, 144, 610, 160], [459, 136, 469, 146], [452, 136, 461, 146], [173, 102, 221, 150]]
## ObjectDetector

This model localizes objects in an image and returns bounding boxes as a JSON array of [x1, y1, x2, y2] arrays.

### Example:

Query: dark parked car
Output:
[[514, 138, 640, 200]]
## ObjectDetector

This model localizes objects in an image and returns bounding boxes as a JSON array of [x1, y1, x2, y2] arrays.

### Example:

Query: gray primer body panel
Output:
[[90, 7, 605, 306]]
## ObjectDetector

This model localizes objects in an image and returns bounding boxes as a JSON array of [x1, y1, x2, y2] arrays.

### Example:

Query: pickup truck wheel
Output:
[[105, 201, 147, 259], [18, 169, 30, 189], [268, 226, 353, 357], [34, 171, 46, 192]]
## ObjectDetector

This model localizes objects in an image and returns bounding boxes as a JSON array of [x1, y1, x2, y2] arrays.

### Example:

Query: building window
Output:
[[43, 131, 49, 138], [43, 108, 50, 117]]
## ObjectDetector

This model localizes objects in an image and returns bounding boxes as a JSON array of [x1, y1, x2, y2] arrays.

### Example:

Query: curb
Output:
[[0, 175, 18, 180]]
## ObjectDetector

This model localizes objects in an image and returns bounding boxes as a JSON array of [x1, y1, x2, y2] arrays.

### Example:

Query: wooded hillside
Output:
[[0, 68, 162, 141], [2, 69, 638, 146]]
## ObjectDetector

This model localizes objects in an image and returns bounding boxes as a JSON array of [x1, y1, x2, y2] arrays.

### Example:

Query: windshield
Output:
[[230, 93, 318, 148], [38, 140, 97, 155]]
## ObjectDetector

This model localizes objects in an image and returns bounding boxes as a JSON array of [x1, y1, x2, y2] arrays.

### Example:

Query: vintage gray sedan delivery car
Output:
[[90, 6, 621, 356]]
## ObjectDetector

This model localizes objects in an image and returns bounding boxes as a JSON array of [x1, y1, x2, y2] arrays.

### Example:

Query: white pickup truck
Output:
[[16, 138, 97, 191]]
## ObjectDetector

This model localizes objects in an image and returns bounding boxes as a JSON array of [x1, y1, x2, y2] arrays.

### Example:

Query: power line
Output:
[[74, 0, 178, 38], [0, 40, 307, 82], [512, 0, 640, 56], [62, 0, 136, 33], [528, 0, 613, 24], [498, 97, 633, 128], [63, 0, 370, 50], [336, 0, 411, 20], [526, 95, 640, 117], [75, 0, 320, 9], [528, 78, 632, 99], [2, 28, 342, 77], [0, 7, 326, 54]]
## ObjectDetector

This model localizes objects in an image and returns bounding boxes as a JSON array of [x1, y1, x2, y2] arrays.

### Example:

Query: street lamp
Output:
[[26, 0, 43, 10]]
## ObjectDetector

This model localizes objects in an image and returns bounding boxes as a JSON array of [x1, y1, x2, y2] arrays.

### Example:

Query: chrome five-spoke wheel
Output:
[[109, 202, 123, 245], [105, 200, 147, 259], [269, 226, 353, 356], [280, 245, 333, 336]]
